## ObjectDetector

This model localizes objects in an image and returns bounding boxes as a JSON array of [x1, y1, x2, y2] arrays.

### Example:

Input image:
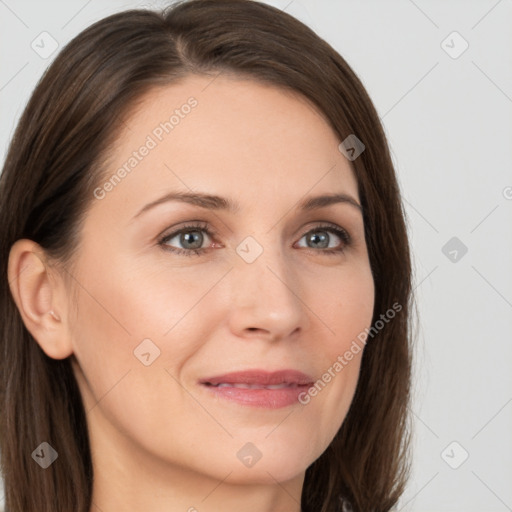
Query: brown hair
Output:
[[0, 1, 413, 510]]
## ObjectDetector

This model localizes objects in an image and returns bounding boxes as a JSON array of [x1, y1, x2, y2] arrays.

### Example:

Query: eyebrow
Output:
[[132, 190, 362, 220]]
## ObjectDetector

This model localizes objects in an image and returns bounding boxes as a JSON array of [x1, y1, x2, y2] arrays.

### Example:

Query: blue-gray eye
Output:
[[161, 227, 212, 251], [177, 230, 204, 249], [305, 231, 330, 248], [158, 221, 216, 256], [296, 227, 348, 251]]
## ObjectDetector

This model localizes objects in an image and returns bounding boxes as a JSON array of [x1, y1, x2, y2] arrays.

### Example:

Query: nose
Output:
[[227, 244, 308, 342]]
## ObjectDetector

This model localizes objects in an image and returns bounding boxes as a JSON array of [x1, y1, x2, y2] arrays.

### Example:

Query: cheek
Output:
[[68, 255, 225, 419], [319, 259, 375, 356], [70, 251, 215, 349], [299, 262, 374, 445]]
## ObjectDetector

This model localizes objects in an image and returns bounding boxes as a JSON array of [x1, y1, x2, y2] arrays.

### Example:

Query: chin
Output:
[[224, 465, 306, 486], [217, 448, 315, 485]]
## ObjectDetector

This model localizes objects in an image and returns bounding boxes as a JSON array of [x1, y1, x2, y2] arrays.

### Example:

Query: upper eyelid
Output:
[[159, 222, 216, 241]]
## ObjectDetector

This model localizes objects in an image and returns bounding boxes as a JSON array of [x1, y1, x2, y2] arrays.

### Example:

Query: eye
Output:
[[158, 221, 351, 257], [158, 222, 216, 256], [295, 224, 351, 254]]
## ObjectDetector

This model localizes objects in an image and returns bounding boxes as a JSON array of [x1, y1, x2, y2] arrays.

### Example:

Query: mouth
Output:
[[199, 369, 314, 409], [203, 382, 303, 389]]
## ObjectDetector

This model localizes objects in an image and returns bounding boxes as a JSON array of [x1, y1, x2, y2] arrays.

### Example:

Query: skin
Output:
[[8, 74, 375, 512]]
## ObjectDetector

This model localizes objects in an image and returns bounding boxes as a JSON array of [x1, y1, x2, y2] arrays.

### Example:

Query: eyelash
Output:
[[158, 221, 351, 257]]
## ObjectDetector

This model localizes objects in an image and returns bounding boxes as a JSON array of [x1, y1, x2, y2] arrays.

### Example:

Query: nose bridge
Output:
[[237, 233, 293, 291], [228, 235, 306, 337]]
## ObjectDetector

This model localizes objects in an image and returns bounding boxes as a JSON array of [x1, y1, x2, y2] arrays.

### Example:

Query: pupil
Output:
[[181, 231, 203, 249], [309, 231, 329, 248]]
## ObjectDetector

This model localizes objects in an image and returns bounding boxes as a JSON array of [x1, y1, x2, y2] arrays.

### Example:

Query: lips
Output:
[[200, 369, 314, 388], [211, 383, 294, 389], [199, 370, 315, 408]]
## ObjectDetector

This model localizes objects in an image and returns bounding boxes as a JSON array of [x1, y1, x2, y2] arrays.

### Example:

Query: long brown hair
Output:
[[0, 1, 413, 510]]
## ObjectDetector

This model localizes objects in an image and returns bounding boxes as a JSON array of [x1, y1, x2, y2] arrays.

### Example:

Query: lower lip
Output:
[[200, 384, 312, 409]]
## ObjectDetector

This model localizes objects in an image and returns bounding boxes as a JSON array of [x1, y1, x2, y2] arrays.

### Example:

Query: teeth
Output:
[[212, 383, 292, 389]]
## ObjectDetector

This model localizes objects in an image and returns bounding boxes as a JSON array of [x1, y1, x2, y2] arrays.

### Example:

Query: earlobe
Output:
[[7, 239, 73, 360]]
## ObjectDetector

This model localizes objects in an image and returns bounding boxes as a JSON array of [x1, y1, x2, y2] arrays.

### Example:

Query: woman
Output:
[[0, 1, 413, 510]]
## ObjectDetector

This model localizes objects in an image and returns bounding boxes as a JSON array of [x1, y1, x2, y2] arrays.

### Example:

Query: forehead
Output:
[[93, 73, 359, 217]]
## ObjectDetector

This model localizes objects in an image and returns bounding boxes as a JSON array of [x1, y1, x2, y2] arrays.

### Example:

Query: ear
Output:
[[7, 239, 73, 360]]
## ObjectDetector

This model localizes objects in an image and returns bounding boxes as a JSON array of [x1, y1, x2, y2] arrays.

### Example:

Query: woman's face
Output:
[[66, 74, 375, 487]]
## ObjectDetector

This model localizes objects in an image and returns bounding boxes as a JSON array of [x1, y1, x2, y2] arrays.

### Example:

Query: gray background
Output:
[[1, 1, 511, 510]]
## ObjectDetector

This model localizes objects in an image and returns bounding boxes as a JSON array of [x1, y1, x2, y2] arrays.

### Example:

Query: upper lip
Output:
[[200, 369, 314, 386]]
